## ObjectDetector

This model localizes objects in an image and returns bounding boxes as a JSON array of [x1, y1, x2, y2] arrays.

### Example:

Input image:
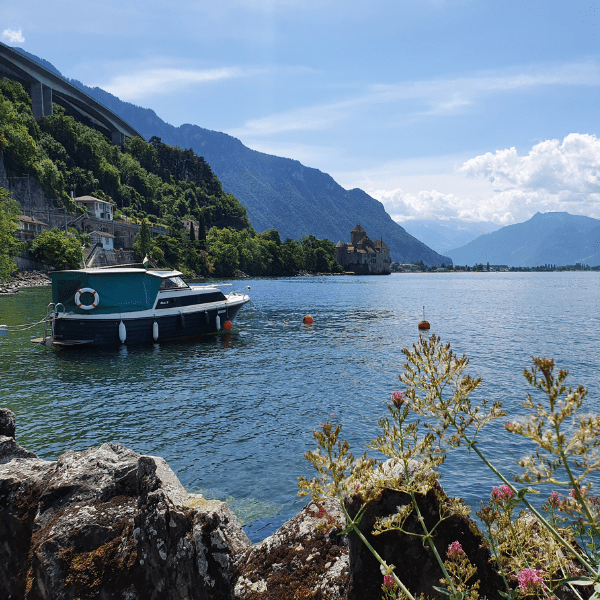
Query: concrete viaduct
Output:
[[0, 41, 141, 145]]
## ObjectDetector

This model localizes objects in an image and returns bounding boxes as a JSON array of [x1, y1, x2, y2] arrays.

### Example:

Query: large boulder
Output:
[[233, 498, 349, 599], [344, 460, 503, 600], [0, 440, 251, 599]]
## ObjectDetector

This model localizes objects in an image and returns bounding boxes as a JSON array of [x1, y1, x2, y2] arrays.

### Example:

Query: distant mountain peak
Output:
[[447, 212, 600, 267]]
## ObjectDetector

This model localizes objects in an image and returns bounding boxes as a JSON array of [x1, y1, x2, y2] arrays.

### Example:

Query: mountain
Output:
[[399, 219, 502, 254], [12, 47, 451, 266], [447, 212, 600, 267]]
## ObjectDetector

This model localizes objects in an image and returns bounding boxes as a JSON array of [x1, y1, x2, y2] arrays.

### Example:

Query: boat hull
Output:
[[48, 301, 246, 347]]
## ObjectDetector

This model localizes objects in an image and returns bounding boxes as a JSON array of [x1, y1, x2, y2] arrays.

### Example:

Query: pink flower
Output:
[[548, 491, 561, 508], [383, 574, 395, 587], [447, 541, 465, 557], [391, 391, 404, 407], [491, 484, 514, 503], [517, 568, 545, 592]]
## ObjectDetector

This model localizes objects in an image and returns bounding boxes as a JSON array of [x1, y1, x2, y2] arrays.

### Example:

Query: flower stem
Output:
[[465, 435, 597, 576]]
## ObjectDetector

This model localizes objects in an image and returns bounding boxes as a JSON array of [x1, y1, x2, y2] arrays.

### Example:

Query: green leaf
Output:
[[498, 591, 520, 600], [432, 586, 452, 596], [557, 576, 594, 586]]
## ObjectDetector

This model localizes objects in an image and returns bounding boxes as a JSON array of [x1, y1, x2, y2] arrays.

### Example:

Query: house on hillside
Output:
[[89, 231, 115, 251], [335, 225, 391, 274], [18, 215, 48, 242], [74, 196, 114, 221]]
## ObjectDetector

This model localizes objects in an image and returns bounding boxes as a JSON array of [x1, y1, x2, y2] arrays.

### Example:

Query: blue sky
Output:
[[2, 0, 600, 225]]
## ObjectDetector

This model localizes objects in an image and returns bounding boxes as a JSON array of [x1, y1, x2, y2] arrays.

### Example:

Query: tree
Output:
[[0, 188, 21, 282], [31, 228, 83, 270], [133, 218, 152, 260]]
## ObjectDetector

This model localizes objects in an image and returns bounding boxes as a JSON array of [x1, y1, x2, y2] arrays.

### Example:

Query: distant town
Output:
[[391, 262, 600, 273]]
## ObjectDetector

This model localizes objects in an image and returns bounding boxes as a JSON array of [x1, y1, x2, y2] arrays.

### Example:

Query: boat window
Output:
[[160, 276, 189, 290]]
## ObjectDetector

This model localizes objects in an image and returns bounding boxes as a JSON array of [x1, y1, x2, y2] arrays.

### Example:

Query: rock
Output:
[[0, 408, 16, 438], [233, 498, 349, 600], [344, 460, 503, 600], [0, 440, 251, 600], [0, 271, 51, 294]]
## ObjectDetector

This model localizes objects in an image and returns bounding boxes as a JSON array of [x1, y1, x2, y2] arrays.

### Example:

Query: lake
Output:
[[1, 272, 599, 542]]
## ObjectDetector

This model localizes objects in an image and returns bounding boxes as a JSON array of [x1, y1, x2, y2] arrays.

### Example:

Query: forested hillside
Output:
[[0, 77, 342, 277]]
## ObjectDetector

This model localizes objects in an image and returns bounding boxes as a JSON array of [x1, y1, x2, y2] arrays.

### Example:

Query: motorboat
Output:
[[31, 267, 250, 347]]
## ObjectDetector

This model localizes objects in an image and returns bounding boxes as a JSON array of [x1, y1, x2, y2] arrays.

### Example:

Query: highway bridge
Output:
[[0, 41, 141, 145]]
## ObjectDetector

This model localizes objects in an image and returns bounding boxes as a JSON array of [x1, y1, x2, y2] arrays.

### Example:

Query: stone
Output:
[[344, 460, 504, 600], [233, 498, 349, 600], [0, 408, 16, 438], [0, 440, 251, 599]]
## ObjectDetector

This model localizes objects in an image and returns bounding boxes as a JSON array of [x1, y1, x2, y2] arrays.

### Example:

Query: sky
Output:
[[2, 0, 600, 226]]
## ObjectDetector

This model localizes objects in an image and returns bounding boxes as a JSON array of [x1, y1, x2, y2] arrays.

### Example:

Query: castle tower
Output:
[[350, 224, 366, 246]]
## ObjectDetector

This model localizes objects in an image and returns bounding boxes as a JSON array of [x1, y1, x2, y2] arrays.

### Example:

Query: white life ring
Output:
[[75, 287, 99, 310]]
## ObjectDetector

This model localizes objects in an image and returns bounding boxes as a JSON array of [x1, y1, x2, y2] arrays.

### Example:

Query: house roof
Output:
[[89, 230, 115, 238], [19, 215, 48, 225], [74, 195, 113, 206]]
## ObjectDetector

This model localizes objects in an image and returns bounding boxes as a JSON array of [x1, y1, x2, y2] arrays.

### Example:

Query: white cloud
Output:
[[231, 60, 600, 138], [98, 66, 254, 101], [1, 28, 24, 43], [460, 133, 600, 195], [372, 187, 517, 224], [372, 134, 600, 225]]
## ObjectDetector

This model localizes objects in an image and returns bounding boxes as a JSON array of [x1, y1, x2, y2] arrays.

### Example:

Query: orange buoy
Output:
[[303, 314, 314, 325], [418, 306, 430, 329], [223, 320, 233, 331]]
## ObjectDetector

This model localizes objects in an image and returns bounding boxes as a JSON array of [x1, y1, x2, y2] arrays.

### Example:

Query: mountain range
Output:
[[447, 212, 600, 267], [13, 47, 451, 267], [400, 220, 502, 255]]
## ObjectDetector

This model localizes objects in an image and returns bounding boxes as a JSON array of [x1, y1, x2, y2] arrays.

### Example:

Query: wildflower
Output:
[[383, 574, 395, 587], [391, 391, 404, 407], [517, 568, 545, 592], [549, 491, 560, 505], [490, 484, 515, 503], [447, 540, 465, 558]]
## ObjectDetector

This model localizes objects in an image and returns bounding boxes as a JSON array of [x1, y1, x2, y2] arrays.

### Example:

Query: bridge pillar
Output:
[[43, 85, 53, 116], [31, 82, 43, 119], [30, 82, 54, 119], [111, 130, 125, 146]]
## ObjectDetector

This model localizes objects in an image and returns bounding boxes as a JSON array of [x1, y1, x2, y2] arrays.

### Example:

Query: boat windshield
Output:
[[160, 276, 189, 290]]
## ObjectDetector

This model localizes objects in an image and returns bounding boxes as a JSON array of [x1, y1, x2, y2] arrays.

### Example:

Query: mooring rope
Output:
[[4, 316, 51, 331]]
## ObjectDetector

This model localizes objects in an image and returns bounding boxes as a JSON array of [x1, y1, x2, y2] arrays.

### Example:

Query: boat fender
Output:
[[223, 320, 233, 330], [153, 321, 159, 340], [118, 320, 126, 343], [204, 311, 209, 324], [75, 288, 99, 311], [216, 315, 221, 331], [179, 313, 186, 328]]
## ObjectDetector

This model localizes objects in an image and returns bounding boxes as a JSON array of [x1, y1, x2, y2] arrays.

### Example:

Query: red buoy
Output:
[[223, 320, 233, 331], [303, 314, 314, 325], [418, 306, 430, 329]]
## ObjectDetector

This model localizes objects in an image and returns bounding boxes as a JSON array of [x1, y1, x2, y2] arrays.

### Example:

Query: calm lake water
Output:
[[1, 272, 599, 542]]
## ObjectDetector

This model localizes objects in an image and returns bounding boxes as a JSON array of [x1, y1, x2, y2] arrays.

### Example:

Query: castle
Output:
[[335, 225, 391, 274]]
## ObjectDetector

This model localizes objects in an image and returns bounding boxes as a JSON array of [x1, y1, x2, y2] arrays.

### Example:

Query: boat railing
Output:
[[43, 303, 65, 345]]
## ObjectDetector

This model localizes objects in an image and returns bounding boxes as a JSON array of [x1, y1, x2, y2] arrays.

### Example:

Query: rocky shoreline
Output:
[[0, 409, 584, 600], [0, 270, 51, 294]]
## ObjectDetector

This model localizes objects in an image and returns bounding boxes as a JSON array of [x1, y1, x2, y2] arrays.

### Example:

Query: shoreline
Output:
[[0, 271, 51, 295]]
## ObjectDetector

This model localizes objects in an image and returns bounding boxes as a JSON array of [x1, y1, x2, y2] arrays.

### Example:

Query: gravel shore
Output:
[[0, 271, 51, 295]]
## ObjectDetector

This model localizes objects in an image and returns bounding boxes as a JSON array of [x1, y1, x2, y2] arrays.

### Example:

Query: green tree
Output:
[[133, 218, 152, 259], [0, 189, 21, 282], [31, 228, 83, 270]]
